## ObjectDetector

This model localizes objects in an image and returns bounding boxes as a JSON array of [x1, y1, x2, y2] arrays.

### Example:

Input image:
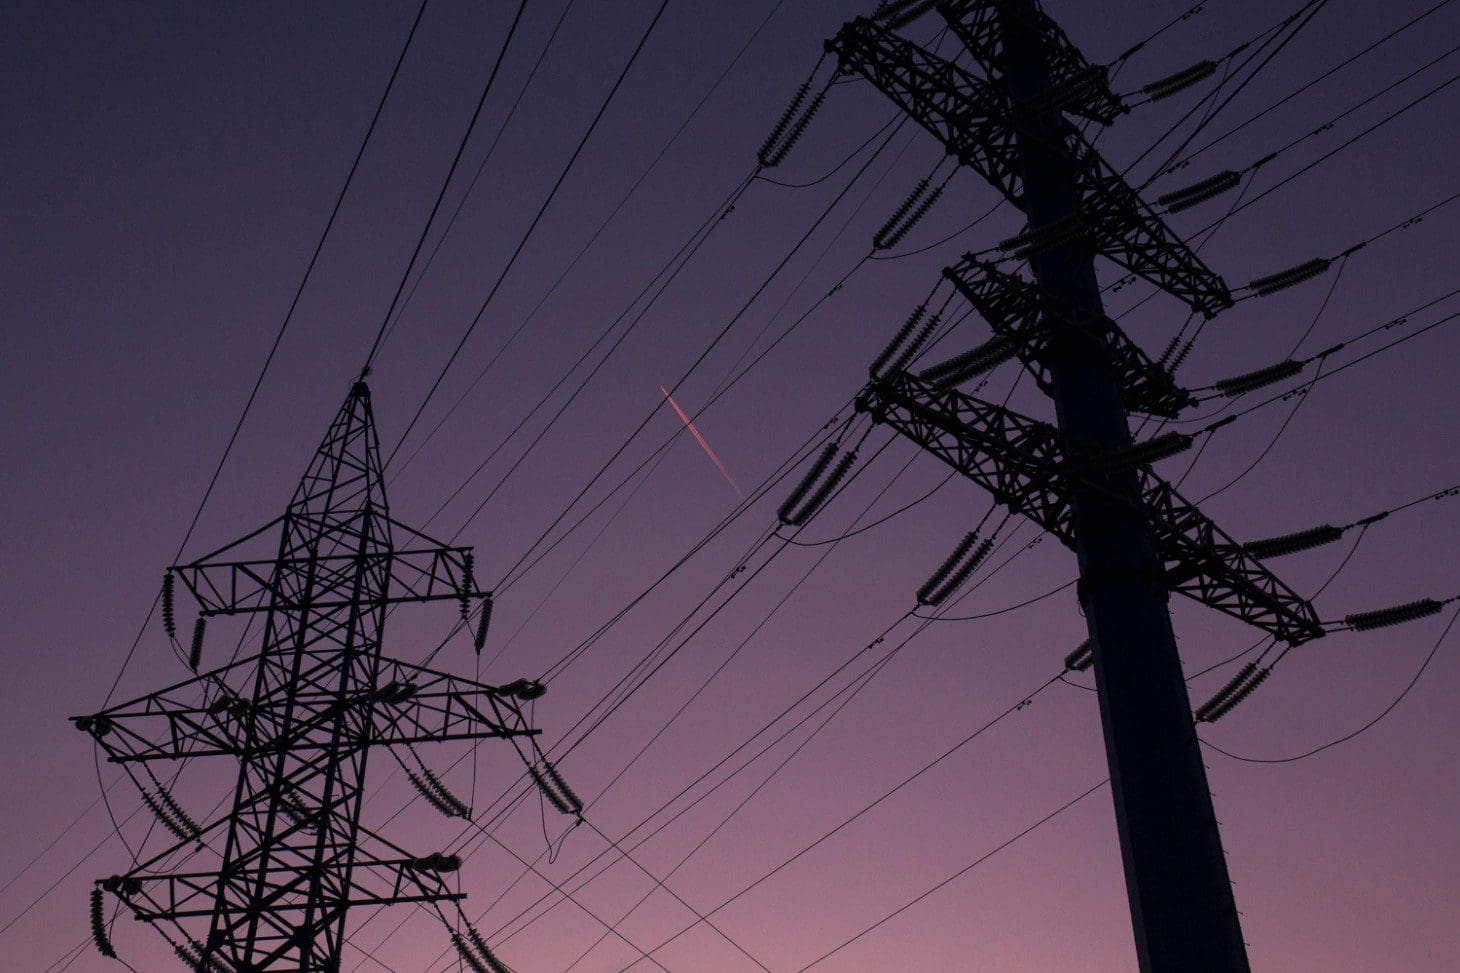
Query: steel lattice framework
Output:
[[857, 371, 1324, 644], [827, 16, 1233, 316], [76, 382, 544, 971]]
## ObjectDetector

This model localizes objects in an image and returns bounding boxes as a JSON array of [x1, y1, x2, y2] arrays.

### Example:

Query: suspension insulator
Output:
[[1064, 638, 1094, 672], [423, 768, 471, 818], [1247, 257, 1331, 297], [141, 790, 194, 842], [778, 443, 838, 525], [1142, 59, 1218, 101], [90, 887, 117, 958], [1345, 598, 1444, 632], [1195, 662, 1260, 722], [410, 851, 461, 873], [528, 764, 573, 815], [1093, 431, 1194, 472], [887, 312, 942, 376], [453, 932, 492, 973], [928, 537, 995, 606], [1022, 64, 1112, 117], [466, 924, 513, 973], [1241, 524, 1344, 559], [763, 88, 828, 167], [916, 532, 980, 606], [874, 179, 929, 250], [541, 758, 583, 815], [999, 212, 1089, 258], [473, 593, 493, 654], [157, 785, 201, 839], [1212, 358, 1304, 396], [785, 449, 858, 527], [919, 336, 1018, 389], [188, 617, 206, 672], [460, 551, 475, 620], [886, 0, 939, 29], [869, 304, 926, 378], [407, 770, 458, 818], [877, 184, 945, 250], [1203, 667, 1271, 722], [1158, 169, 1243, 212], [162, 572, 177, 639], [757, 83, 809, 165]]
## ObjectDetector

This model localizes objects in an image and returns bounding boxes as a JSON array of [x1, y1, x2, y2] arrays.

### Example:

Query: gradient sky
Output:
[[3, 1, 1458, 970]]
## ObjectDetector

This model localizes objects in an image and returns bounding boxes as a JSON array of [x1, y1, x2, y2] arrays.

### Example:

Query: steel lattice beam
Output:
[[936, 0, 1127, 123], [826, 17, 1233, 315], [857, 371, 1324, 644], [938, 256, 1194, 416]]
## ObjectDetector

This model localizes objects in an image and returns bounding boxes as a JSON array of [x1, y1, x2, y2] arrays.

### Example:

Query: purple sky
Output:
[[3, 0, 1458, 969]]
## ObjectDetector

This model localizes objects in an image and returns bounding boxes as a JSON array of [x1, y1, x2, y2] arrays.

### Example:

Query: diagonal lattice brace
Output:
[[826, 18, 1233, 316], [75, 654, 540, 764], [939, 256, 1194, 416], [936, 0, 1127, 124], [857, 370, 1324, 644]]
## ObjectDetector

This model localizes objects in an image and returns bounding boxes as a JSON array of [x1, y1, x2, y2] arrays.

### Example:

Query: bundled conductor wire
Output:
[[1157, 169, 1242, 212], [1240, 524, 1344, 559], [919, 335, 1019, 389], [1141, 59, 1218, 101], [1064, 638, 1094, 672], [917, 532, 994, 606], [90, 887, 117, 958], [1245, 257, 1331, 297], [1344, 598, 1444, 632]]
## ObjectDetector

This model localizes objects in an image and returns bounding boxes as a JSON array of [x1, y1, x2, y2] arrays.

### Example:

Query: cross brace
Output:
[[826, 18, 1233, 315], [857, 370, 1324, 644], [76, 655, 539, 764], [940, 256, 1194, 417], [937, 0, 1127, 124]]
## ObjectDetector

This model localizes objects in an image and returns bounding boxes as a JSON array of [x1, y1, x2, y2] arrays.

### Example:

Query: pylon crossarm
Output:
[[861, 371, 1324, 643], [941, 256, 1194, 416], [936, 0, 1126, 123], [827, 18, 1232, 315], [171, 544, 482, 617], [77, 654, 538, 763]]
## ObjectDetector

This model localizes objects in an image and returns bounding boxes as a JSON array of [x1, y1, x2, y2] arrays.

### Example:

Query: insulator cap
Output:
[[1142, 59, 1218, 101], [1158, 169, 1242, 212], [1247, 257, 1331, 296], [1241, 524, 1344, 559], [1064, 638, 1094, 672], [1213, 358, 1304, 396]]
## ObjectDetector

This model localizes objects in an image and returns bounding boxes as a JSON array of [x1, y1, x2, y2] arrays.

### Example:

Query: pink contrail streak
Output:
[[660, 385, 744, 498]]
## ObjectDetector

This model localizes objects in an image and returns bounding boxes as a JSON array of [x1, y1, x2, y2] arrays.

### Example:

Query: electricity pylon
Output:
[[76, 381, 548, 971], [824, 3, 1327, 969]]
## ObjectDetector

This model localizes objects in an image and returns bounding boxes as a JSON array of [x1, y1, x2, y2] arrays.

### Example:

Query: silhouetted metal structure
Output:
[[76, 382, 545, 970], [828, 2, 1327, 969]]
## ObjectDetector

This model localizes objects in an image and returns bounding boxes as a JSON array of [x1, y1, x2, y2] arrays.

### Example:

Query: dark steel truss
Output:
[[940, 256, 1194, 417], [936, 0, 1127, 124], [826, 17, 1233, 316], [75, 382, 540, 971], [857, 370, 1325, 645]]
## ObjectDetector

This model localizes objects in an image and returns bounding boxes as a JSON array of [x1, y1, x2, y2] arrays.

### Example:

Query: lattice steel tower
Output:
[[76, 382, 548, 970]]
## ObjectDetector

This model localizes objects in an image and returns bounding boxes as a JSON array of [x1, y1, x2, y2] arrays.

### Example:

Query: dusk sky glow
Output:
[[2, 1, 1458, 970]]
